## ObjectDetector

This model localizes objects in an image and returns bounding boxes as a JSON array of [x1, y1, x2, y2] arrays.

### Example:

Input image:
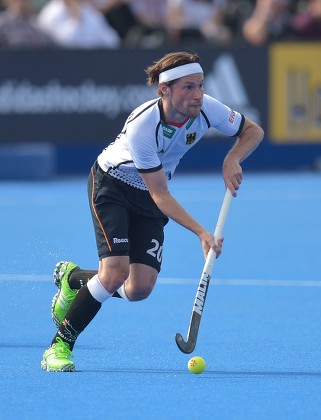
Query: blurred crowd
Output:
[[0, 0, 320, 49]]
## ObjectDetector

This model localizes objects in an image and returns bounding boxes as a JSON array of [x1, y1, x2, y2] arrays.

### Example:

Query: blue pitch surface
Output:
[[1, 171, 321, 419]]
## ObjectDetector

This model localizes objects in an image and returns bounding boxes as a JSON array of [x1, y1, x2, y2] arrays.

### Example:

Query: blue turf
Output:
[[1, 172, 321, 419]]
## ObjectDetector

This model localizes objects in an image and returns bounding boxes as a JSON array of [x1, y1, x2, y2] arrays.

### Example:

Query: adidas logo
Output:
[[204, 54, 260, 126]]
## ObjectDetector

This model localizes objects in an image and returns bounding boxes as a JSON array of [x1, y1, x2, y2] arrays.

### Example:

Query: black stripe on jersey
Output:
[[155, 121, 162, 148], [138, 163, 163, 173], [127, 99, 159, 125], [233, 114, 245, 137], [200, 109, 211, 128]]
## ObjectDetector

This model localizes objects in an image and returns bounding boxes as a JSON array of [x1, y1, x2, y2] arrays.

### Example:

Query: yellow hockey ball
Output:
[[187, 356, 206, 374]]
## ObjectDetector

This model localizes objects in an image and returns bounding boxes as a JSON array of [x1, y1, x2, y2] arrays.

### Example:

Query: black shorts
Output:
[[88, 161, 169, 272]]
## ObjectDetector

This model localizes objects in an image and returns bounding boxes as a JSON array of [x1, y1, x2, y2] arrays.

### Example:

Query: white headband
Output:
[[159, 63, 203, 83]]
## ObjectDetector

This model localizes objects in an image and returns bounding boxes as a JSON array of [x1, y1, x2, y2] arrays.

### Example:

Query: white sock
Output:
[[117, 284, 130, 301], [87, 274, 112, 303]]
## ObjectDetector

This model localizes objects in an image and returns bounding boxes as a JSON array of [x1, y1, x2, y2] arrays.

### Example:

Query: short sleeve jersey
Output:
[[97, 94, 244, 190]]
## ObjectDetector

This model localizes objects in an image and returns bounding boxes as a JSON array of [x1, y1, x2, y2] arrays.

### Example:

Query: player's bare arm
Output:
[[140, 169, 223, 259], [223, 116, 264, 196]]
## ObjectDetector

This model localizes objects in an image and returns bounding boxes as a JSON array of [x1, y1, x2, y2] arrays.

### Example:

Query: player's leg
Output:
[[43, 215, 167, 371], [51, 161, 168, 318], [42, 165, 167, 371], [51, 260, 126, 328], [120, 263, 158, 301], [42, 163, 131, 371], [118, 212, 167, 301], [51, 164, 133, 327], [42, 254, 130, 372]]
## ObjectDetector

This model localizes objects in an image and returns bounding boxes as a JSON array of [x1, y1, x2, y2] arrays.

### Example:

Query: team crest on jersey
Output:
[[161, 122, 176, 139], [186, 132, 196, 145]]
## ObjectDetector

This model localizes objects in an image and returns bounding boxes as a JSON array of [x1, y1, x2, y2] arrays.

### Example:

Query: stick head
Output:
[[175, 333, 196, 354]]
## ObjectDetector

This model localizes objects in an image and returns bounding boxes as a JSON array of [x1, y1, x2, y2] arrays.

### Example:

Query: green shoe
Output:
[[41, 337, 75, 372], [51, 261, 79, 328]]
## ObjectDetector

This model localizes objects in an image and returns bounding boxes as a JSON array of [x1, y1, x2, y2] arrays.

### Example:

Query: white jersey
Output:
[[98, 94, 244, 190]]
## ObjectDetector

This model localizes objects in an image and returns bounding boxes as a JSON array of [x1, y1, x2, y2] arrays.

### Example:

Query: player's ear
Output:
[[159, 83, 170, 96]]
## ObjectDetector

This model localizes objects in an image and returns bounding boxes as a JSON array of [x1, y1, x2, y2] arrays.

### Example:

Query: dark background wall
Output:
[[0, 45, 320, 178]]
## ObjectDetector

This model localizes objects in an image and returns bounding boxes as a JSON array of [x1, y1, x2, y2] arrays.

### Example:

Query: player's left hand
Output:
[[213, 237, 224, 259], [222, 157, 243, 197]]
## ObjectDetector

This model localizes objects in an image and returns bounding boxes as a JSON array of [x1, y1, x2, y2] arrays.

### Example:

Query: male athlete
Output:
[[41, 51, 264, 371]]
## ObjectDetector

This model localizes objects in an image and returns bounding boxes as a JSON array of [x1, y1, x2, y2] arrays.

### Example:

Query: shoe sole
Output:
[[51, 292, 61, 328], [41, 359, 76, 372], [53, 260, 68, 289]]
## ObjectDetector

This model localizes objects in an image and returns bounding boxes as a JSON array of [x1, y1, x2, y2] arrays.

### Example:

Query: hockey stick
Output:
[[175, 189, 233, 354]]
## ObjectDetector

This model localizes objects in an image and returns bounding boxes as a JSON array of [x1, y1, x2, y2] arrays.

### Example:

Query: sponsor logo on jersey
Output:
[[229, 110, 236, 124], [186, 132, 196, 145], [161, 122, 176, 139], [113, 237, 129, 244], [186, 117, 195, 130]]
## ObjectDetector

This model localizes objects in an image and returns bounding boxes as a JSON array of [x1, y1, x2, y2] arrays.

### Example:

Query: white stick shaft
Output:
[[203, 189, 233, 274], [190, 189, 233, 317]]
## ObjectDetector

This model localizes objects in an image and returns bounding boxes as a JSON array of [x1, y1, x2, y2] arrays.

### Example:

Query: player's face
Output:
[[165, 74, 204, 121]]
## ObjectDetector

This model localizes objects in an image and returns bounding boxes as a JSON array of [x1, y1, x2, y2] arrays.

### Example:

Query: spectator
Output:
[[129, 0, 168, 47], [223, 0, 256, 41], [0, 0, 56, 48], [291, 0, 321, 39], [166, 0, 232, 46], [93, 0, 142, 44], [242, 0, 293, 45], [37, 0, 121, 48], [94, 0, 167, 48]]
